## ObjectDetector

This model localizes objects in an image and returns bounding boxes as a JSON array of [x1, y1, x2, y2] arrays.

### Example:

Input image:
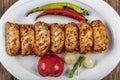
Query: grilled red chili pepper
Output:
[[35, 9, 87, 21]]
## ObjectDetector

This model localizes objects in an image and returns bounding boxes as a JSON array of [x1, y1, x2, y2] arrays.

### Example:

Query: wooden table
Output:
[[0, 0, 120, 80]]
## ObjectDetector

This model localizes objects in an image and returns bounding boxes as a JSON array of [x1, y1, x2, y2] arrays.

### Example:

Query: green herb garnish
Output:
[[69, 56, 85, 78]]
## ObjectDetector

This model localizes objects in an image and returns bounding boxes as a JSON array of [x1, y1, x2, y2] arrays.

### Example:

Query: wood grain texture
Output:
[[0, 0, 120, 80]]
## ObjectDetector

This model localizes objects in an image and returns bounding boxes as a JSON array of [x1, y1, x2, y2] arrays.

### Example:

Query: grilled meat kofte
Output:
[[77, 21, 93, 54], [5, 20, 109, 56], [20, 24, 34, 55], [50, 23, 64, 53], [65, 23, 79, 52], [91, 20, 109, 52], [5, 22, 20, 55], [34, 21, 50, 56]]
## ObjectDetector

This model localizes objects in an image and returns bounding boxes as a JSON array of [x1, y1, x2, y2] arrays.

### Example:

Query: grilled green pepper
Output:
[[26, 2, 89, 16]]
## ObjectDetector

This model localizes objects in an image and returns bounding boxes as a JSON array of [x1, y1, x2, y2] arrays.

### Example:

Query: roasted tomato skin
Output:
[[38, 54, 64, 77]]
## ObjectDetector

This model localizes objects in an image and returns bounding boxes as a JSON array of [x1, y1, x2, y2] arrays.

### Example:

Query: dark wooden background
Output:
[[0, 0, 120, 80]]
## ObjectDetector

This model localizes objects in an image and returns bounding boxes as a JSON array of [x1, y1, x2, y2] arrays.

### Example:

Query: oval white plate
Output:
[[0, 0, 120, 80]]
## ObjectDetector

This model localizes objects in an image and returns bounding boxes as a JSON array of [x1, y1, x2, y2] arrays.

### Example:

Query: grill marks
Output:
[[91, 20, 109, 52], [65, 23, 78, 52], [20, 24, 34, 55], [78, 21, 93, 54], [5, 20, 109, 56], [34, 22, 50, 56], [5, 22, 20, 56], [50, 23, 64, 53]]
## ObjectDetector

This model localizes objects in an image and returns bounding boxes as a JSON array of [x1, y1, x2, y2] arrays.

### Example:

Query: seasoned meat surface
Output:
[[5, 20, 109, 56], [20, 24, 34, 55], [91, 20, 109, 52], [65, 23, 78, 52], [6, 22, 20, 55], [78, 20, 93, 54], [50, 23, 64, 53], [34, 21, 50, 56]]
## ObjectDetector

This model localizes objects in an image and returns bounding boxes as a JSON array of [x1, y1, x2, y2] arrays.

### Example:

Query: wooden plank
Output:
[[0, 0, 18, 79], [103, 63, 120, 80], [0, 0, 120, 80], [105, 0, 120, 14], [0, 63, 17, 80]]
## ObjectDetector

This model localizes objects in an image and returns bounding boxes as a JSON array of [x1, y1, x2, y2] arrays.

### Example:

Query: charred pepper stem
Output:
[[35, 9, 87, 21], [26, 2, 89, 16]]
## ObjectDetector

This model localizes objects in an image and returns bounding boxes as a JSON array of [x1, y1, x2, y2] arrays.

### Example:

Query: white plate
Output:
[[0, 0, 120, 80]]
